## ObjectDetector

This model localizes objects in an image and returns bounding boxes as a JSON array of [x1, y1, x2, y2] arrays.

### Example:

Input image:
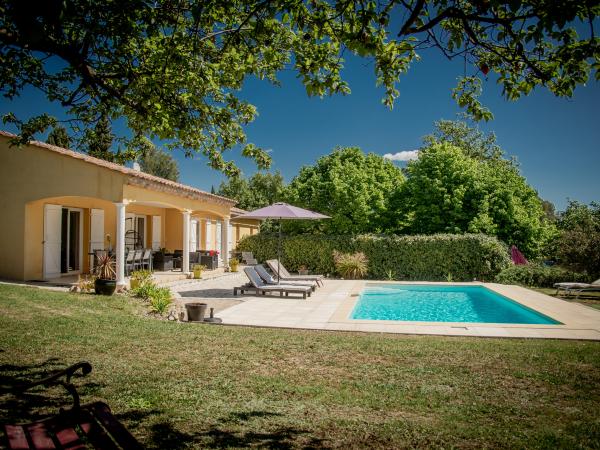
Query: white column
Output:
[[182, 210, 191, 274], [222, 218, 229, 267], [115, 202, 126, 287]]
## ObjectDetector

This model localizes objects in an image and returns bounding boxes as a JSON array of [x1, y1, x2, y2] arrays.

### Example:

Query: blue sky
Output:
[[1, 48, 598, 211]]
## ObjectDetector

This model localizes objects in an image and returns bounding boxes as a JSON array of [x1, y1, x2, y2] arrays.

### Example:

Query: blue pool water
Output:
[[351, 284, 560, 324]]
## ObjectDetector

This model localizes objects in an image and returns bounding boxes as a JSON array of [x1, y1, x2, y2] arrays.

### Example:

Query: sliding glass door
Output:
[[60, 208, 83, 274]]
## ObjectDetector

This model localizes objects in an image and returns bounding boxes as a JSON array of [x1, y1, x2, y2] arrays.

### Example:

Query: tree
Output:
[[423, 119, 505, 162], [84, 115, 134, 164], [218, 171, 285, 211], [541, 200, 557, 222], [139, 143, 180, 182], [393, 142, 552, 257], [285, 147, 404, 234], [2, 1, 598, 175], [554, 201, 600, 275], [85, 115, 113, 161], [46, 125, 71, 148]]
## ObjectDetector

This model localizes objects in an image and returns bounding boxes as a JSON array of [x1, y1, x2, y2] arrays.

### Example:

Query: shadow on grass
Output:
[[147, 411, 328, 449], [1, 362, 326, 449], [0, 358, 106, 423]]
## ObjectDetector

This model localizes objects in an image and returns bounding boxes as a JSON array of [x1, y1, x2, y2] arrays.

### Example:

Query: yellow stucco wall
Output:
[[0, 137, 126, 280], [0, 135, 260, 280]]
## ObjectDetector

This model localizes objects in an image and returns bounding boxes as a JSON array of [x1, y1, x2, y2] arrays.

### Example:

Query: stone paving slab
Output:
[[170, 276, 600, 340]]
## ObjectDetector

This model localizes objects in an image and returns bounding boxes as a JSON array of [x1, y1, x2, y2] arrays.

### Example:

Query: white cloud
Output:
[[383, 150, 419, 162]]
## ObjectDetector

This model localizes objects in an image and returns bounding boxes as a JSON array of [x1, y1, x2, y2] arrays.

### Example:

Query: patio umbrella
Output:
[[234, 202, 330, 282], [511, 245, 529, 265]]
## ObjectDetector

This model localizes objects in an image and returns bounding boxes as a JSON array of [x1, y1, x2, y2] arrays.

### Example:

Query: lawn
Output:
[[1, 284, 600, 449], [531, 287, 600, 310]]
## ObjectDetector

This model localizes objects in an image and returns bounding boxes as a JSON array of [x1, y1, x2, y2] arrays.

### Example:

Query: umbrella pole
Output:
[[277, 219, 281, 284]]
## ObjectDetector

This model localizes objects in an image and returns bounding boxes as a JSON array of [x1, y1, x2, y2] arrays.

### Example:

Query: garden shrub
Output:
[[333, 251, 368, 279], [495, 264, 592, 288], [131, 280, 157, 300], [238, 233, 510, 281], [148, 287, 173, 315]]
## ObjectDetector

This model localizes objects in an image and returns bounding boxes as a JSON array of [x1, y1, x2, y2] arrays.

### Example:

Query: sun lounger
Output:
[[554, 278, 600, 298], [235, 267, 312, 299], [266, 259, 324, 286], [254, 264, 317, 291], [241, 251, 258, 265]]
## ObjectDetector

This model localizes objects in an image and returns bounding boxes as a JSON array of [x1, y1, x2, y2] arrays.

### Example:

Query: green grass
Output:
[[1, 284, 600, 449], [531, 287, 600, 310]]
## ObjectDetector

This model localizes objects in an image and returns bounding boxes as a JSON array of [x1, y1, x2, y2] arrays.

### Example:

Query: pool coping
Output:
[[326, 281, 600, 339], [331, 281, 563, 327], [215, 279, 600, 340]]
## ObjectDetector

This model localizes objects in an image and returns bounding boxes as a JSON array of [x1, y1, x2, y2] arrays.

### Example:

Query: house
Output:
[[0, 131, 260, 285]]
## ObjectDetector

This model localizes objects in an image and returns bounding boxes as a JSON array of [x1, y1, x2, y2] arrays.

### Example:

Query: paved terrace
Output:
[[172, 273, 600, 340]]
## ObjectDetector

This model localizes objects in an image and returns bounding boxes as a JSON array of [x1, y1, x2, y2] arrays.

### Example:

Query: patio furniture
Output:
[[254, 264, 317, 291], [200, 251, 218, 270], [236, 267, 312, 299], [241, 252, 257, 265], [173, 249, 183, 271], [132, 249, 143, 272], [266, 259, 324, 287], [2, 362, 142, 450], [189, 251, 200, 265], [153, 252, 173, 271], [125, 248, 136, 275], [140, 248, 152, 271], [554, 278, 600, 298]]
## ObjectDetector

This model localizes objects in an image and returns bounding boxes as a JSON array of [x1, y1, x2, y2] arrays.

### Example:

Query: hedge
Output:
[[494, 264, 592, 288], [238, 233, 511, 281]]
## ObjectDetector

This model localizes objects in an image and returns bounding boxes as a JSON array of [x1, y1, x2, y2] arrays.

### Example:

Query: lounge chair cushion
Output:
[[254, 265, 317, 289]]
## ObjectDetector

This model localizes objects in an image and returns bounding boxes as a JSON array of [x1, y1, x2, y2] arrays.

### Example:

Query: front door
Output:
[[43, 204, 62, 280]]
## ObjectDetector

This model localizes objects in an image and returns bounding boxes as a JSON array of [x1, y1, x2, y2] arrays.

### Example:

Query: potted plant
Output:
[[229, 258, 239, 272], [94, 253, 117, 295], [298, 265, 309, 276], [192, 264, 206, 279]]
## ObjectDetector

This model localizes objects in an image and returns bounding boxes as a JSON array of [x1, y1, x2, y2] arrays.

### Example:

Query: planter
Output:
[[94, 278, 117, 296], [193, 266, 203, 279], [186, 302, 207, 322]]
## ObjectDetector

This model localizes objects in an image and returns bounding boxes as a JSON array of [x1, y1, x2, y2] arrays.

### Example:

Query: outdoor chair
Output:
[[241, 252, 258, 265], [254, 264, 317, 291], [234, 267, 312, 299], [173, 249, 183, 271], [2, 362, 142, 450], [266, 259, 324, 287], [140, 248, 152, 271], [554, 278, 600, 298], [133, 249, 144, 272], [125, 249, 136, 275]]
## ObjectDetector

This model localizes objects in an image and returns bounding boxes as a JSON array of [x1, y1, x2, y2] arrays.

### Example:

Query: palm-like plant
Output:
[[333, 250, 369, 279], [95, 253, 116, 280]]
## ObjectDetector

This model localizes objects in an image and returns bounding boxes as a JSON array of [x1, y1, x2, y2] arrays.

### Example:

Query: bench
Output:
[[2, 362, 143, 449]]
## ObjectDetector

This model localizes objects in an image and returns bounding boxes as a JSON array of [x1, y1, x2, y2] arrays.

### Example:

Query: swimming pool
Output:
[[351, 284, 560, 324]]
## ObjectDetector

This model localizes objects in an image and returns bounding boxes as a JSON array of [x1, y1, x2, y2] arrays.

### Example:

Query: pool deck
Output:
[[173, 275, 600, 340]]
